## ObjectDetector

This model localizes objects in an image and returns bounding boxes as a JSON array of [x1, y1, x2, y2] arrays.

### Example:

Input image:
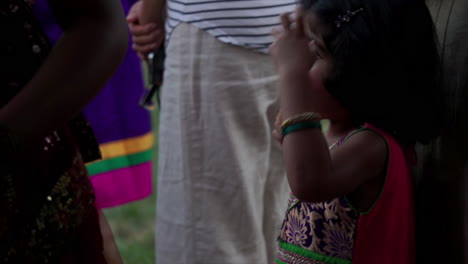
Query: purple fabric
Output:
[[33, 1, 154, 208], [33, 0, 151, 144]]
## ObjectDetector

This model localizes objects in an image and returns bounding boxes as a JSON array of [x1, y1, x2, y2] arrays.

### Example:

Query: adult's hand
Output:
[[127, 0, 165, 60]]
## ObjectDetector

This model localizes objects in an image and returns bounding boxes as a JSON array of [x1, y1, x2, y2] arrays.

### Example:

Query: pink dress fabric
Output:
[[353, 123, 415, 264]]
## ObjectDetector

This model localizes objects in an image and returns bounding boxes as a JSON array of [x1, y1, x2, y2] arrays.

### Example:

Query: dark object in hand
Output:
[[140, 45, 165, 110]]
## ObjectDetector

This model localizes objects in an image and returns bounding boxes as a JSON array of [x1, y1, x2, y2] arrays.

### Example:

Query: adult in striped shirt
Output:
[[128, 1, 295, 263]]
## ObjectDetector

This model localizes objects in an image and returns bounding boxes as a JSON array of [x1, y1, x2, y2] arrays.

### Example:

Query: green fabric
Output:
[[282, 121, 322, 138], [275, 258, 289, 264], [86, 149, 153, 176], [278, 240, 352, 264]]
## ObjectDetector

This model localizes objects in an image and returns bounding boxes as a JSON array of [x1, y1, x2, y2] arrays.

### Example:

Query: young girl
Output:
[[270, 0, 442, 263]]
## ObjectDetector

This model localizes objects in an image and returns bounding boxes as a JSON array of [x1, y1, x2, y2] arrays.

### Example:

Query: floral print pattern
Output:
[[285, 208, 309, 247], [278, 195, 359, 263], [277, 131, 365, 264]]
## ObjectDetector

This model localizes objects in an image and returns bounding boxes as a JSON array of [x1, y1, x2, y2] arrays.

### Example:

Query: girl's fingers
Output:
[[279, 9, 306, 38], [272, 129, 283, 144], [280, 13, 291, 32], [295, 6, 306, 38], [272, 26, 283, 40], [275, 112, 282, 128]]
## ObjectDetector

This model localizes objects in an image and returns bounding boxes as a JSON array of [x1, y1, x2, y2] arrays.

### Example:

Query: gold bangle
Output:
[[281, 112, 322, 130]]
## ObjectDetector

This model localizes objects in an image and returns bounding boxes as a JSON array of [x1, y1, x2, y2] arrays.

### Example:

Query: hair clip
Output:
[[335, 8, 364, 28]]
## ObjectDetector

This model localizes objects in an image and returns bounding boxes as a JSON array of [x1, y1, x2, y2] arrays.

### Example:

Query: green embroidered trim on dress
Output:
[[278, 240, 352, 264], [275, 258, 289, 264], [276, 258, 289, 264]]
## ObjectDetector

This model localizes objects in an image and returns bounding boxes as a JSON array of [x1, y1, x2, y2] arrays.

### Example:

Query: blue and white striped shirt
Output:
[[166, 0, 297, 52]]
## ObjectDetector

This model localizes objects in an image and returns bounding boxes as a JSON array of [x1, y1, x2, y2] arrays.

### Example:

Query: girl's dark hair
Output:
[[302, 0, 443, 145]]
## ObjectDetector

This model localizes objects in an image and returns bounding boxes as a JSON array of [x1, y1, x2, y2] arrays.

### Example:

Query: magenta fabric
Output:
[[91, 163, 153, 208], [352, 123, 416, 264]]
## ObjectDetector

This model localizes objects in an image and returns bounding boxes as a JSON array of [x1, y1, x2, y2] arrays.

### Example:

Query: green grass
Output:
[[104, 108, 159, 264], [104, 195, 155, 263]]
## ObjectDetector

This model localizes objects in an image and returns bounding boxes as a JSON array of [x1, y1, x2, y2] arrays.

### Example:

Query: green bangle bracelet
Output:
[[281, 121, 322, 138]]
